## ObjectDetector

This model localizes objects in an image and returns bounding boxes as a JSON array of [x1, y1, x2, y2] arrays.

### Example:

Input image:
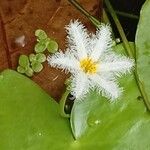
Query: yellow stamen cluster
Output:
[[80, 57, 97, 74]]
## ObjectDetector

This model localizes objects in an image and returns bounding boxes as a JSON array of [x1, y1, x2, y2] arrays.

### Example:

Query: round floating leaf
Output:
[[1, 70, 150, 149], [34, 42, 47, 53], [45, 38, 51, 46], [39, 38, 50, 46], [17, 66, 25, 74], [47, 40, 58, 53], [35, 29, 47, 40], [135, 0, 150, 102], [31, 62, 43, 73], [25, 67, 33, 77], [29, 54, 36, 62], [36, 53, 46, 63], [0, 70, 73, 150], [19, 55, 30, 67]]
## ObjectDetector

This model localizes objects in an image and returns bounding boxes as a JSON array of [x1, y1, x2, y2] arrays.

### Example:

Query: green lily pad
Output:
[[135, 0, 150, 102], [0, 70, 73, 150], [1, 70, 150, 149], [47, 40, 58, 53]]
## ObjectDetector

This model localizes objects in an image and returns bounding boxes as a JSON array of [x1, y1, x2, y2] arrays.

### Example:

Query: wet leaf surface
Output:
[[1, 67, 150, 149], [0, 0, 100, 101], [0, 70, 73, 150], [135, 0, 150, 103]]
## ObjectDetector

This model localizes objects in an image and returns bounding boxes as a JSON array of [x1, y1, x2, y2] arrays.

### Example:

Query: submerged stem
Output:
[[115, 10, 139, 20], [104, 0, 134, 58], [68, 0, 101, 28], [102, 8, 111, 24], [59, 89, 70, 118], [134, 71, 150, 111], [104, 0, 150, 111]]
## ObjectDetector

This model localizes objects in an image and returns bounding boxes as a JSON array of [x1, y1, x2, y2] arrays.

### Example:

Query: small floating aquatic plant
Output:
[[17, 29, 59, 77]]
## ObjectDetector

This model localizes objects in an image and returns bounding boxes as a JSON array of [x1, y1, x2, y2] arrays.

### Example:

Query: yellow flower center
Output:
[[80, 57, 97, 74]]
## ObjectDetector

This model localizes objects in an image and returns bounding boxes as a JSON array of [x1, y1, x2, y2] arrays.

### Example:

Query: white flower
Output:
[[47, 20, 134, 101]]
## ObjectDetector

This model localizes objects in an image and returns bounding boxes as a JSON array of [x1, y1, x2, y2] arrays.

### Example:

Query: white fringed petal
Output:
[[71, 72, 89, 100], [98, 53, 134, 76], [65, 20, 89, 60], [47, 20, 134, 101], [90, 74, 122, 100], [47, 51, 79, 74], [90, 24, 112, 61]]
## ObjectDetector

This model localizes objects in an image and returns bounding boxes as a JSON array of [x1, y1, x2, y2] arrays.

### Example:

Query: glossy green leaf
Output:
[[35, 29, 47, 40], [135, 0, 150, 102], [19, 55, 30, 67], [34, 42, 47, 53], [36, 53, 46, 63], [0, 70, 73, 150], [47, 40, 58, 53], [31, 62, 43, 73], [70, 93, 97, 139], [1, 70, 150, 149]]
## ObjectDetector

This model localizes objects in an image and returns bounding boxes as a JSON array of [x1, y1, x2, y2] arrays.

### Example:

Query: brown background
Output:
[[0, 0, 101, 101]]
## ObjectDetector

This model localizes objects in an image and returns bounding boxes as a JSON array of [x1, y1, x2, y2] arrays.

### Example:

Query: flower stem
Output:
[[104, 0, 134, 58], [59, 89, 70, 118], [104, 0, 150, 111], [105, 9, 139, 20], [102, 8, 115, 38], [134, 71, 150, 111], [102, 8, 111, 24], [68, 0, 101, 28], [115, 10, 139, 20]]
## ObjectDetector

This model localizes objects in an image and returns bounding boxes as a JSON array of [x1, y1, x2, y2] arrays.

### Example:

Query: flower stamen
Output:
[[80, 57, 97, 74]]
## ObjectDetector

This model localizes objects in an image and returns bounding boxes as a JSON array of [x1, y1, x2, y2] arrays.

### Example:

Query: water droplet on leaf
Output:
[[87, 115, 101, 127]]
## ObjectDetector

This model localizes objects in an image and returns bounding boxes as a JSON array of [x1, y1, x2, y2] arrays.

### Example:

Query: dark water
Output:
[[106, 0, 146, 41]]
